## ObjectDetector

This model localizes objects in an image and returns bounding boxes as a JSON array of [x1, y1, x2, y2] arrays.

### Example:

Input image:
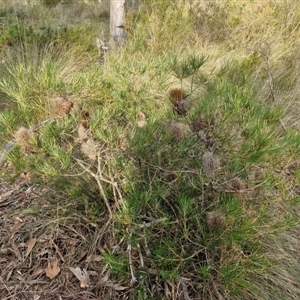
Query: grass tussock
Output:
[[0, 0, 300, 299]]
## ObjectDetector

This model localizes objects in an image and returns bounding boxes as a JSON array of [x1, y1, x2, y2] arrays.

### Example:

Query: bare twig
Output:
[[135, 217, 168, 228], [179, 277, 191, 300], [212, 280, 224, 300], [143, 226, 151, 257], [74, 156, 113, 216], [127, 233, 137, 286], [260, 43, 286, 131], [101, 236, 125, 276], [260, 43, 276, 103], [137, 243, 144, 268]]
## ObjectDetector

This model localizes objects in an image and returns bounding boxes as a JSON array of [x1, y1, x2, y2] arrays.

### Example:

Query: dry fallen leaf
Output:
[[69, 267, 89, 288], [30, 267, 44, 280], [10, 218, 25, 233], [45, 258, 60, 280], [10, 240, 22, 261], [25, 237, 36, 258], [86, 254, 102, 263], [0, 190, 14, 202]]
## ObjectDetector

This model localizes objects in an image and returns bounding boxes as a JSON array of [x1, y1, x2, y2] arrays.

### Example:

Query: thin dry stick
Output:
[[143, 226, 151, 257], [204, 248, 224, 300], [260, 44, 286, 131], [75, 157, 112, 216], [127, 233, 137, 286], [137, 243, 144, 268], [179, 277, 191, 300], [212, 280, 224, 300], [101, 236, 125, 276], [107, 157, 123, 208], [260, 46, 276, 103]]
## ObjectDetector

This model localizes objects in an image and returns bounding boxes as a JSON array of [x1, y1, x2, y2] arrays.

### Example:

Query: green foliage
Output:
[[0, 23, 58, 48], [0, 0, 300, 299]]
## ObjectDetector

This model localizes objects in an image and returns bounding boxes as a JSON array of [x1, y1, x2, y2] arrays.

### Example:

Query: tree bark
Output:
[[110, 0, 126, 42]]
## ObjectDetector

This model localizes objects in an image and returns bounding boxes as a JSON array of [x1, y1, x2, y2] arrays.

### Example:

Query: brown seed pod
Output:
[[229, 177, 247, 191], [14, 127, 35, 152], [206, 211, 225, 230], [80, 110, 90, 129], [169, 88, 183, 103], [203, 151, 220, 179], [172, 99, 191, 116], [166, 121, 191, 142], [136, 111, 147, 128], [190, 116, 209, 132], [49, 96, 74, 117]]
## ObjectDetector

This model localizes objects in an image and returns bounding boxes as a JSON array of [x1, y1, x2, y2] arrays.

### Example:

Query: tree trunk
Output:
[[110, 0, 126, 42]]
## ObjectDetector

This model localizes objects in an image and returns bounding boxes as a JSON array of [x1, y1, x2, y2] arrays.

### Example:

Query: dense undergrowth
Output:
[[0, 0, 300, 299]]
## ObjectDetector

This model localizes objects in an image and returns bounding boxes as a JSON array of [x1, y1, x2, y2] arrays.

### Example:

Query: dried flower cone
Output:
[[206, 211, 225, 230], [118, 133, 128, 150], [136, 111, 147, 128], [80, 138, 98, 160], [169, 88, 192, 116], [166, 121, 191, 141], [169, 88, 183, 102], [203, 151, 220, 179], [190, 116, 209, 132], [80, 110, 90, 129], [49, 96, 74, 117], [78, 123, 90, 142], [173, 99, 192, 116], [229, 177, 247, 191], [14, 127, 35, 152], [227, 177, 248, 199]]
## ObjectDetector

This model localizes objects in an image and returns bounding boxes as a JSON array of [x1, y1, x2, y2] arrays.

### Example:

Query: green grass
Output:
[[0, 0, 300, 299]]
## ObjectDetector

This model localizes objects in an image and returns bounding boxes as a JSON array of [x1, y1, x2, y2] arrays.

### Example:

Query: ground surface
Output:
[[0, 170, 132, 300]]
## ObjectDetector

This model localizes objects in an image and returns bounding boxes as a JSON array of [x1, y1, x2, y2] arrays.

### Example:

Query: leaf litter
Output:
[[0, 175, 133, 299]]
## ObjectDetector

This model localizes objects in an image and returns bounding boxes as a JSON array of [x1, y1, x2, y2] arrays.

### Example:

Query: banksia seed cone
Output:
[[229, 177, 247, 191], [166, 121, 191, 141], [14, 127, 35, 152], [206, 211, 225, 230], [81, 110, 90, 129], [136, 111, 147, 128], [80, 138, 98, 160], [169, 88, 191, 116], [190, 116, 209, 132], [49, 96, 74, 117], [203, 151, 220, 179], [169, 88, 183, 102]]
